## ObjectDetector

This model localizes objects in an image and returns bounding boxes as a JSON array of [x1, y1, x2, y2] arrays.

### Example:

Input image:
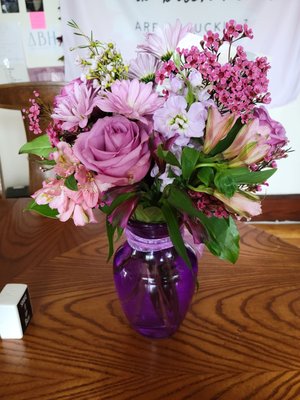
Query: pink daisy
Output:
[[96, 79, 164, 124]]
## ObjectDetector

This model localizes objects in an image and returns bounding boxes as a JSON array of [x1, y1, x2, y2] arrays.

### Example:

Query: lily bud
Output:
[[214, 191, 262, 218], [223, 118, 270, 165], [203, 106, 236, 154]]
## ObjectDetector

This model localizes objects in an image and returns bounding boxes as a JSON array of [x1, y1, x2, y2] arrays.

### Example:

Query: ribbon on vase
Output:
[[125, 227, 204, 259], [125, 228, 174, 252]]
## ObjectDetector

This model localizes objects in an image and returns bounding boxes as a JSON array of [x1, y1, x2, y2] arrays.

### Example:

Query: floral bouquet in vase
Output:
[[20, 20, 288, 338]]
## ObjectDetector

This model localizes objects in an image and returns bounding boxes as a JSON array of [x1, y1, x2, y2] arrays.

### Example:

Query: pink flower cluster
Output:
[[156, 20, 270, 121], [22, 91, 42, 135], [189, 191, 229, 218]]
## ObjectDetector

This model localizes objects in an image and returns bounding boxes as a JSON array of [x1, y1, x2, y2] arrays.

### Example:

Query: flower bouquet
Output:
[[20, 20, 288, 337]]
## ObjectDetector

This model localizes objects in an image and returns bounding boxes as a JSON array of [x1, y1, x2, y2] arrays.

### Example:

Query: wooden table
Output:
[[1, 198, 300, 400]]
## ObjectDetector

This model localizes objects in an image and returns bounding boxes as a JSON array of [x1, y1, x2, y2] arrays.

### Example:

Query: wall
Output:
[[267, 96, 300, 195]]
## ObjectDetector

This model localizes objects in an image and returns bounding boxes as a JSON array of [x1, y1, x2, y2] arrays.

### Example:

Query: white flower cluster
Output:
[[76, 42, 128, 89]]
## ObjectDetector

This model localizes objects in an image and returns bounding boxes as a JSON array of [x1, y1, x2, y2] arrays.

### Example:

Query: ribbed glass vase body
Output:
[[113, 220, 198, 338]]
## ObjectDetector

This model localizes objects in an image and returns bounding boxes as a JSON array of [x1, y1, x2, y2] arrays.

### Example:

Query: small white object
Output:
[[0, 284, 33, 339]]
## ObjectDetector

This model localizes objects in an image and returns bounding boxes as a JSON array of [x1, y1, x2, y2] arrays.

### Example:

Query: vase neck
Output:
[[125, 227, 174, 252], [125, 220, 175, 252]]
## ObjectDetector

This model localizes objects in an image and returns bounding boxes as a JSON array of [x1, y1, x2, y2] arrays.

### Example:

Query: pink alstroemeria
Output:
[[96, 79, 164, 125], [137, 19, 194, 60], [52, 80, 99, 131], [32, 166, 100, 226], [213, 191, 262, 219], [203, 106, 237, 154], [52, 142, 80, 178], [128, 53, 161, 82], [223, 118, 271, 166]]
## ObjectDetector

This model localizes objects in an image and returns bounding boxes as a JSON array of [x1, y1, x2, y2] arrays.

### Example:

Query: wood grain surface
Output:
[[1, 199, 300, 400]]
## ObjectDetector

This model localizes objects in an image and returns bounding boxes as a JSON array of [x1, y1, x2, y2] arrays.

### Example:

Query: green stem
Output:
[[188, 185, 214, 195], [195, 163, 219, 169]]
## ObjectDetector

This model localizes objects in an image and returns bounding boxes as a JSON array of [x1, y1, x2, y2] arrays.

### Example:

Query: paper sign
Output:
[[29, 12, 46, 30], [0, 22, 29, 83]]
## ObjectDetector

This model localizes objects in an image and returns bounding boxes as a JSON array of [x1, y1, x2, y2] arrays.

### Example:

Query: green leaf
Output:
[[65, 174, 78, 191], [19, 134, 54, 158], [157, 145, 181, 168], [214, 172, 237, 198], [226, 167, 277, 185], [161, 203, 191, 269], [133, 205, 165, 223], [106, 219, 116, 261], [181, 147, 200, 181], [26, 199, 58, 219], [197, 167, 214, 186], [204, 216, 240, 263], [208, 118, 243, 157], [186, 88, 195, 107], [100, 192, 137, 215], [167, 187, 240, 263]]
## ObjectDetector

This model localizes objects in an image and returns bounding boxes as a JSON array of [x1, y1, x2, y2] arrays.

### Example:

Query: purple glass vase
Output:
[[113, 220, 198, 338]]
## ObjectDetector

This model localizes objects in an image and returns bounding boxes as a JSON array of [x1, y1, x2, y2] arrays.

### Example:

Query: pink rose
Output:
[[73, 116, 151, 190]]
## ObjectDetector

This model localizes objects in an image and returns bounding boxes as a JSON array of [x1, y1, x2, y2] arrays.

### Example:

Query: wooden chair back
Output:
[[0, 82, 64, 196]]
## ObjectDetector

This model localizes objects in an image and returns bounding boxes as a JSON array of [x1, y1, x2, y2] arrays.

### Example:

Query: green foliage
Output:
[[65, 174, 78, 191], [133, 205, 165, 223], [181, 147, 200, 181], [19, 134, 54, 158], [157, 145, 181, 168], [166, 186, 240, 263], [214, 172, 237, 198], [161, 202, 191, 268], [26, 199, 58, 219], [225, 167, 277, 184], [100, 192, 137, 215], [197, 167, 214, 186], [106, 219, 116, 261]]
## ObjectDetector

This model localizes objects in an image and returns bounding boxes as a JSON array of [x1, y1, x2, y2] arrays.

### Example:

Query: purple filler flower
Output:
[[253, 106, 288, 150], [97, 79, 164, 125], [153, 95, 207, 146]]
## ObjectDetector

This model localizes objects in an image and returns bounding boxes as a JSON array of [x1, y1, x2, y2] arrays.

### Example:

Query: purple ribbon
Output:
[[125, 228, 174, 252], [125, 227, 204, 259]]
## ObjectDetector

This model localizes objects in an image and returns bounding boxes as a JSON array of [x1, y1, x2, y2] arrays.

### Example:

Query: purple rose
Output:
[[253, 106, 287, 149], [73, 116, 151, 190]]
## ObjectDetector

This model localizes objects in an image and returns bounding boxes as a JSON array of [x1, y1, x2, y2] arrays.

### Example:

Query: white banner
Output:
[[61, 0, 300, 107]]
